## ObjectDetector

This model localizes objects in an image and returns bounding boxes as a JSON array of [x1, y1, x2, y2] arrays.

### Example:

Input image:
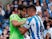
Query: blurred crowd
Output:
[[0, 0, 52, 39]]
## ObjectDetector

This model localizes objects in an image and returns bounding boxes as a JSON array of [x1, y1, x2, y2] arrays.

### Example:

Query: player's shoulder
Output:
[[10, 14, 17, 17], [10, 14, 19, 18], [34, 15, 41, 20], [27, 16, 35, 23]]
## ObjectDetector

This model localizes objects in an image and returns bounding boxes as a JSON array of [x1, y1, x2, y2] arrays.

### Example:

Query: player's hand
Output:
[[21, 21, 26, 24], [18, 27, 28, 35], [18, 27, 25, 34]]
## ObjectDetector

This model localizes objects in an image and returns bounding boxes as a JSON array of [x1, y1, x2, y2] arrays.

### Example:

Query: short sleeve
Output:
[[23, 19, 30, 29], [10, 14, 21, 22]]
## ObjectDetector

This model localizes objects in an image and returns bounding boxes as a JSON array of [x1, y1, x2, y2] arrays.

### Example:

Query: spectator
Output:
[[0, 35, 4, 39], [33, 0, 37, 4], [18, 0, 22, 5], [0, 6, 5, 17], [10, 4, 13, 10], [44, 22, 51, 39], [2, 19, 9, 29], [39, 0, 47, 6], [38, 11, 42, 18], [49, 20, 52, 28], [1, 4, 10, 29], [23, 1, 28, 6], [12, 7, 18, 14], [23, 0, 30, 5], [39, 0, 43, 5], [46, 0, 49, 4], [29, 0, 33, 5], [0, 6, 5, 30], [13, 1, 18, 8], [36, 1, 42, 14], [42, 2, 48, 14], [5, 26, 9, 32], [48, 28, 52, 39], [48, 5, 52, 18], [5, 4, 11, 19], [48, 0, 52, 8], [43, 0, 46, 2], [0, 26, 9, 39], [0, 2, 3, 9], [2, 28, 9, 39], [43, 17, 49, 29], [43, 9, 49, 18], [45, 22, 52, 39]]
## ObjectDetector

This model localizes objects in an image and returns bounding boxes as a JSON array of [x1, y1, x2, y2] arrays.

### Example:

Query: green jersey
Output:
[[10, 14, 26, 39]]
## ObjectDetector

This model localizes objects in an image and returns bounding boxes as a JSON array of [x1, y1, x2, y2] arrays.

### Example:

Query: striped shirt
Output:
[[24, 15, 44, 39]]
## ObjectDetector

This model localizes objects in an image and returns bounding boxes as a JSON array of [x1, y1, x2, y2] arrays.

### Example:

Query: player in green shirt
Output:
[[9, 7, 27, 39]]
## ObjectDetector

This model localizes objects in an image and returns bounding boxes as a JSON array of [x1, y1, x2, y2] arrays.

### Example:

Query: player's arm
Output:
[[10, 14, 25, 27], [19, 19, 30, 34], [12, 20, 25, 27], [18, 27, 28, 34]]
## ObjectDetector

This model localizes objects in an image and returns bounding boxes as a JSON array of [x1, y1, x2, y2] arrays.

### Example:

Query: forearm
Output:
[[12, 20, 25, 27], [16, 22, 25, 27], [18, 27, 28, 34]]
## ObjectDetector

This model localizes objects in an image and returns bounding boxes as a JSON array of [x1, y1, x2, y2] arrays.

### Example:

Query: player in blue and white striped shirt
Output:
[[18, 5, 44, 39]]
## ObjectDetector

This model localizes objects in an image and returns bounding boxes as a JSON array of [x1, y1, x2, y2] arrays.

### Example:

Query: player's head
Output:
[[44, 9, 49, 17], [20, 6, 27, 18], [17, 6, 21, 15], [27, 5, 36, 17]]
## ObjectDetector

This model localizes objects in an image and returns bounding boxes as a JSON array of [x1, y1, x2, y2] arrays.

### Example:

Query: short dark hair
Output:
[[18, 5, 27, 11], [27, 5, 36, 11]]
